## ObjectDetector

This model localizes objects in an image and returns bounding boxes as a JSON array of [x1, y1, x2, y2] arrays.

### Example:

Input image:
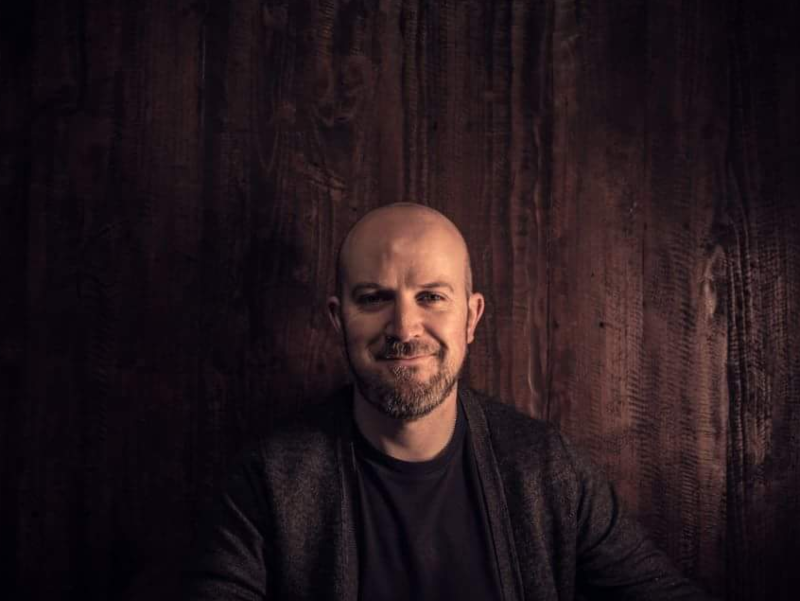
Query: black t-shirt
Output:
[[353, 399, 503, 600]]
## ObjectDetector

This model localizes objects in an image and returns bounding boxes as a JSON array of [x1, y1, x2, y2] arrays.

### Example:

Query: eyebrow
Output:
[[351, 282, 383, 295], [419, 281, 455, 294], [350, 281, 455, 295]]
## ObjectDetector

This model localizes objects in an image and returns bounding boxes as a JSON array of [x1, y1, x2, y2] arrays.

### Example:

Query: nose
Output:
[[385, 296, 423, 342]]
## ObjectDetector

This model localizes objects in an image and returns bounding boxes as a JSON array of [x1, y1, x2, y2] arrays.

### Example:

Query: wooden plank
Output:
[[548, 0, 728, 594], [19, 0, 206, 598], [21, 2, 105, 595], [638, 1, 729, 590], [725, 0, 800, 599], [0, 1, 34, 593]]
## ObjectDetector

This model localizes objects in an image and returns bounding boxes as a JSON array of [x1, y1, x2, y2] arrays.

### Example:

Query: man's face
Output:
[[329, 211, 483, 421]]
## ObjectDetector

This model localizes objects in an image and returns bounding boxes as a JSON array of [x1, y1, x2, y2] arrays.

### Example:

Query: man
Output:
[[184, 203, 715, 600]]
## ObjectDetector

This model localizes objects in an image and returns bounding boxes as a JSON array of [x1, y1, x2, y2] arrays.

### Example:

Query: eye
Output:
[[418, 291, 446, 303], [355, 292, 390, 305]]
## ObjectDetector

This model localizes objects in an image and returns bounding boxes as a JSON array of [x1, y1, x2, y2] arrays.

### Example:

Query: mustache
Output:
[[376, 339, 443, 359]]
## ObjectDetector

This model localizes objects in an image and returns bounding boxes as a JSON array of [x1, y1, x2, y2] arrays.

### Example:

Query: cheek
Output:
[[342, 313, 385, 348], [435, 315, 470, 349]]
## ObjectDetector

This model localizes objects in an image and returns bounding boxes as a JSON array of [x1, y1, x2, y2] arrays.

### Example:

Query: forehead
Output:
[[341, 214, 467, 287], [354, 236, 455, 281]]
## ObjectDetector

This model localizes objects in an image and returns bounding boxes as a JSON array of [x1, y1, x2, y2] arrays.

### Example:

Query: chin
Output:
[[354, 365, 459, 422], [366, 389, 446, 421]]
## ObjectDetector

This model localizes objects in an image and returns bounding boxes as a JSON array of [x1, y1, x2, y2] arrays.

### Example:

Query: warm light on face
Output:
[[328, 208, 484, 420], [339, 279, 469, 419]]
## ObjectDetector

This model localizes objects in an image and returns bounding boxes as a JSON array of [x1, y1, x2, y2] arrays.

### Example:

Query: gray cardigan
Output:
[[184, 386, 715, 600]]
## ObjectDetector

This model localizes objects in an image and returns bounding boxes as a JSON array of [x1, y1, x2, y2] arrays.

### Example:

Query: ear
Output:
[[327, 295, 343, 334], [466, 292, 485, 344]]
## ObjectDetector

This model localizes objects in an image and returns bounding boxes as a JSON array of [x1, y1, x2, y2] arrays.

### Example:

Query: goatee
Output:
[[348, 339, 461, 421]]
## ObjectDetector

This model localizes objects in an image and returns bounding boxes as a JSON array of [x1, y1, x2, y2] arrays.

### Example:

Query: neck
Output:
[[352, 386, 459, 462]]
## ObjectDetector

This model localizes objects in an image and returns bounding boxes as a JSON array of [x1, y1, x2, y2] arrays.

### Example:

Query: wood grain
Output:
[[0, 1, 34, 592], [547, 4, 729, 593], [725, 0, 800, 599], [3, 0, 799, 599]]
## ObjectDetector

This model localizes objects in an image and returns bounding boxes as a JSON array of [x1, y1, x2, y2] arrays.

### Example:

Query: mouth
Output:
[[378, 354, 435, 365]]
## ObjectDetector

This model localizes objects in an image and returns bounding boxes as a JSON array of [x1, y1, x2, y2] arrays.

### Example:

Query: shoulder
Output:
[[462, 387, 566, 451], [205, 388, 354, 547], [461, 387, 583, 487], [242, 386, 352, 478]]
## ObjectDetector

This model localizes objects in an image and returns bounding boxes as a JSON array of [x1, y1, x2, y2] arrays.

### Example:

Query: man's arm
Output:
[[183, 448, 269, 600], [559, 435, 719, 601]]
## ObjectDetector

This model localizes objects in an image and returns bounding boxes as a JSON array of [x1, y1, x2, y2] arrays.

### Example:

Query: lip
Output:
[[379, 354, 434, 364]]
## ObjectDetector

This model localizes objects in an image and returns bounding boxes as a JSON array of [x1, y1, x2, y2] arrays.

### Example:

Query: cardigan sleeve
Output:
[[558, 435, 719, 601], [183, 447, 270, 601]]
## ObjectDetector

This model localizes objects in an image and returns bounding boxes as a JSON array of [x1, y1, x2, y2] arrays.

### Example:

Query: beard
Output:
[[344, 336, 463, 421]]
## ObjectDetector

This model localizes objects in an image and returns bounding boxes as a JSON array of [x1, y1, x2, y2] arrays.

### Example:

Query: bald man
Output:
[[185, 204, 716, 601]]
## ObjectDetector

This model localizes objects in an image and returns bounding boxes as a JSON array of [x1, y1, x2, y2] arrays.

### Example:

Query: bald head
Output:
[[335, 203, 473, 299]]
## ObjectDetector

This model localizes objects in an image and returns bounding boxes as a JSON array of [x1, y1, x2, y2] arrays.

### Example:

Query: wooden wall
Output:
[[2, 0, 798, 599]]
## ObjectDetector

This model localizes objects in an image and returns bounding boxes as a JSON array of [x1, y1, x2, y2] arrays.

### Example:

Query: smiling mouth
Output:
[[379, 354, 434, 363]]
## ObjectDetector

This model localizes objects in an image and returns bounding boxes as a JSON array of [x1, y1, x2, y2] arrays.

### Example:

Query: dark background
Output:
[[2, 0, 799, 599]]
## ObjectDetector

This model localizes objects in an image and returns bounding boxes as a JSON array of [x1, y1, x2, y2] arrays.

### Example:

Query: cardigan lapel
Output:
[[335, 386, 360, 601], [460, 387, 525, 601]]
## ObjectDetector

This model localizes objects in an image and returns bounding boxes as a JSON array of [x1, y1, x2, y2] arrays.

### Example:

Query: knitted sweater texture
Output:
[[184, 386, 715, 600]]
